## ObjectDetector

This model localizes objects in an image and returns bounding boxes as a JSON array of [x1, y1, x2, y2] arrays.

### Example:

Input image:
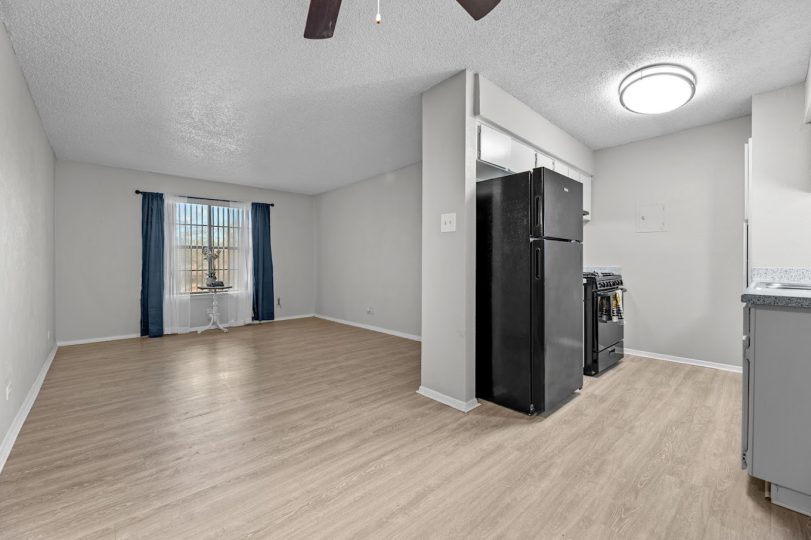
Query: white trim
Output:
[[259, 314, 316, 323], [1, 345, 58, 474], [315, 314, 421, 342], [56, 315, 318, 345], [189, 314, 316, 333], [417, 386, 480, 413], [57, 334, 141, 346], [625, 348, 742, 374]]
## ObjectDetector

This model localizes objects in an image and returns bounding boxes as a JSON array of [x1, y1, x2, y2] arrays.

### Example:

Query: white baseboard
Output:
[[263, 314, 316, 322], [0, 344, 58, 474], [57, 334, 141, 346], [417, 386, 480, 413], [58, 315, 318, 345], [625, 348, 742, 374], [191, 314, 316, 332], [315, 314, 421, 342]]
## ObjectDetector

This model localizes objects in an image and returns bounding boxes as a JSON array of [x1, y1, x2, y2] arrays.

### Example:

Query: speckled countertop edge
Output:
[[744, 267, 811, 308], [742, 284, 811, 308]]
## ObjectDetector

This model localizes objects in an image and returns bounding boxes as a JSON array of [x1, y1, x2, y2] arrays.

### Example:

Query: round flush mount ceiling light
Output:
[[619, 64, 696, 115]]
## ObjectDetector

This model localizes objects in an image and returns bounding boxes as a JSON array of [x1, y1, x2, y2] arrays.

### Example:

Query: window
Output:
[[173, 201, 245, 293]]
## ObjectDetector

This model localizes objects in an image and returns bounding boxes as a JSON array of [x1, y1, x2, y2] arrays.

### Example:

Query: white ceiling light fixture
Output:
[[619, 64, 697, 115]]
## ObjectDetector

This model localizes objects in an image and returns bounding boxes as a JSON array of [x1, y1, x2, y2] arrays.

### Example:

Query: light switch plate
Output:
[[440, 213, 457, 233], [636, 203, 666, 233]]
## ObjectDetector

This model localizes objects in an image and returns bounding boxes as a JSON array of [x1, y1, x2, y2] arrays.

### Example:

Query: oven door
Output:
[[597, 319, 624, 351], [595, 289, 624, 350]]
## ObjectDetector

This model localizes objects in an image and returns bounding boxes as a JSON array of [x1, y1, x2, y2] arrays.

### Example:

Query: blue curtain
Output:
[[251, 202, 275, 321], [140, 192, 164, 337]]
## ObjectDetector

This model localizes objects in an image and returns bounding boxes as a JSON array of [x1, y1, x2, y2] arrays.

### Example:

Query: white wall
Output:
[[0, 22, 55, 456], [585, 116, 751, 367], [420, 71, 479, 411], [54, 161, 317, 343], [804, 57, 810, 124], [315, 164, 421, 337], [750, 84, 811, 268]]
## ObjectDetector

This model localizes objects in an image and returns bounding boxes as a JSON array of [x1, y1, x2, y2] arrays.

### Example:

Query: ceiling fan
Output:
[[304, 0, 502, 39]]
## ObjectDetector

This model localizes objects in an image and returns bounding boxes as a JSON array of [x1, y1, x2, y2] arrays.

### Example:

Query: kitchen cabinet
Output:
[[507, 139, 537, 174], [581, 174, 592, 221], [741, 298, 811, 517], [552, 160, 569, 178], [478, 125, 537, 174], [535, 153, 554, 170], [478, 124, 592, 220], [479, 124, 512, 169]]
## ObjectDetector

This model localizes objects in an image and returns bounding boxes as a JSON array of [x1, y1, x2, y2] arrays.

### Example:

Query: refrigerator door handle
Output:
[[535, 196, 541, 229], [535, 247, 541, 280]]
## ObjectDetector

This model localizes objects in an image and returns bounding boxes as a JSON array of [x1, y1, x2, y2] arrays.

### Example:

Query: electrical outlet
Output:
[[367, 306, 375, 315], [440, 213, 457, 233], [5, 382, 11, 401]]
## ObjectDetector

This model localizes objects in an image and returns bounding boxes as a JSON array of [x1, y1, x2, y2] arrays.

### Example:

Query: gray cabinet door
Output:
[[742, 306, 752, 471], [751, 306, 811, 494]]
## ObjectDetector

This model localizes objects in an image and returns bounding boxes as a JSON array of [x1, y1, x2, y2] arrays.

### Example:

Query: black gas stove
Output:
[[583, 272, 625, 376], [583, 271, 624, 291]]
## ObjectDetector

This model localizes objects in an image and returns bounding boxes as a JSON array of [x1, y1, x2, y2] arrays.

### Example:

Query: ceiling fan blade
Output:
[[304, 0, 343, 39], [455, 0, 502, 20]]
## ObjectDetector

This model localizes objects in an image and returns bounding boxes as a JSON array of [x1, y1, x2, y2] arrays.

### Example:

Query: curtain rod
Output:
[[134, 190, 274, 207]]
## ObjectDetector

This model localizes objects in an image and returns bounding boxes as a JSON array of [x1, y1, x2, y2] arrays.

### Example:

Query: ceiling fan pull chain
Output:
[[305, 0, 499, 39]]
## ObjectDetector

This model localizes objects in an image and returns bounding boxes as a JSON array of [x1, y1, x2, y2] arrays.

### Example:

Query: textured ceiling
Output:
[[1, 1, 810, 194]]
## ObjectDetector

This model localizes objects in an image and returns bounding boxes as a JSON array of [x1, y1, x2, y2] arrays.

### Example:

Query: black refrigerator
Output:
[[476, 167, 584, 415]]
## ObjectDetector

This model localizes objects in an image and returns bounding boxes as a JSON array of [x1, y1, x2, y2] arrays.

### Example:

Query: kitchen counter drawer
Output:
[[597, 342, 624, 371]]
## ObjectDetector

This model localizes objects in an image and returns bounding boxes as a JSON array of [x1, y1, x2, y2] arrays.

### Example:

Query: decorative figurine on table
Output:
[[206, 271, 224, 288], [202, 247, 225, 287], [198, 247, 231, 333]]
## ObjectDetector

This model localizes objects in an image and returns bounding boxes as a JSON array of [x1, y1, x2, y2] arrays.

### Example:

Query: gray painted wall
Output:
[[805, 58, 810, 124], [0, 22, 55, 450], [315, 164, 422, 337], [420, 71, 478, 409], [585, 116, 751, 367], [54, 161, 317, 342], [751, 84, 811, 268]]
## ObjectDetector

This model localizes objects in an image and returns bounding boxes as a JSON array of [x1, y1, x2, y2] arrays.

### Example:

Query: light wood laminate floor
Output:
[[1, 317, 810, 539]]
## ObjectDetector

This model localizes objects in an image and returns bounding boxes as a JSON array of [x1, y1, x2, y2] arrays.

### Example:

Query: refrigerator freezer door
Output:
[[535, 239, 584, 412], [538, 168, 583, 242], [530, 170, 543, 239]]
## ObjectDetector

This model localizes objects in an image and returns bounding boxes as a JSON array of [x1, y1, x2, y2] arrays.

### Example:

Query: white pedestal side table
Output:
[[197, 285, 233, 333]]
